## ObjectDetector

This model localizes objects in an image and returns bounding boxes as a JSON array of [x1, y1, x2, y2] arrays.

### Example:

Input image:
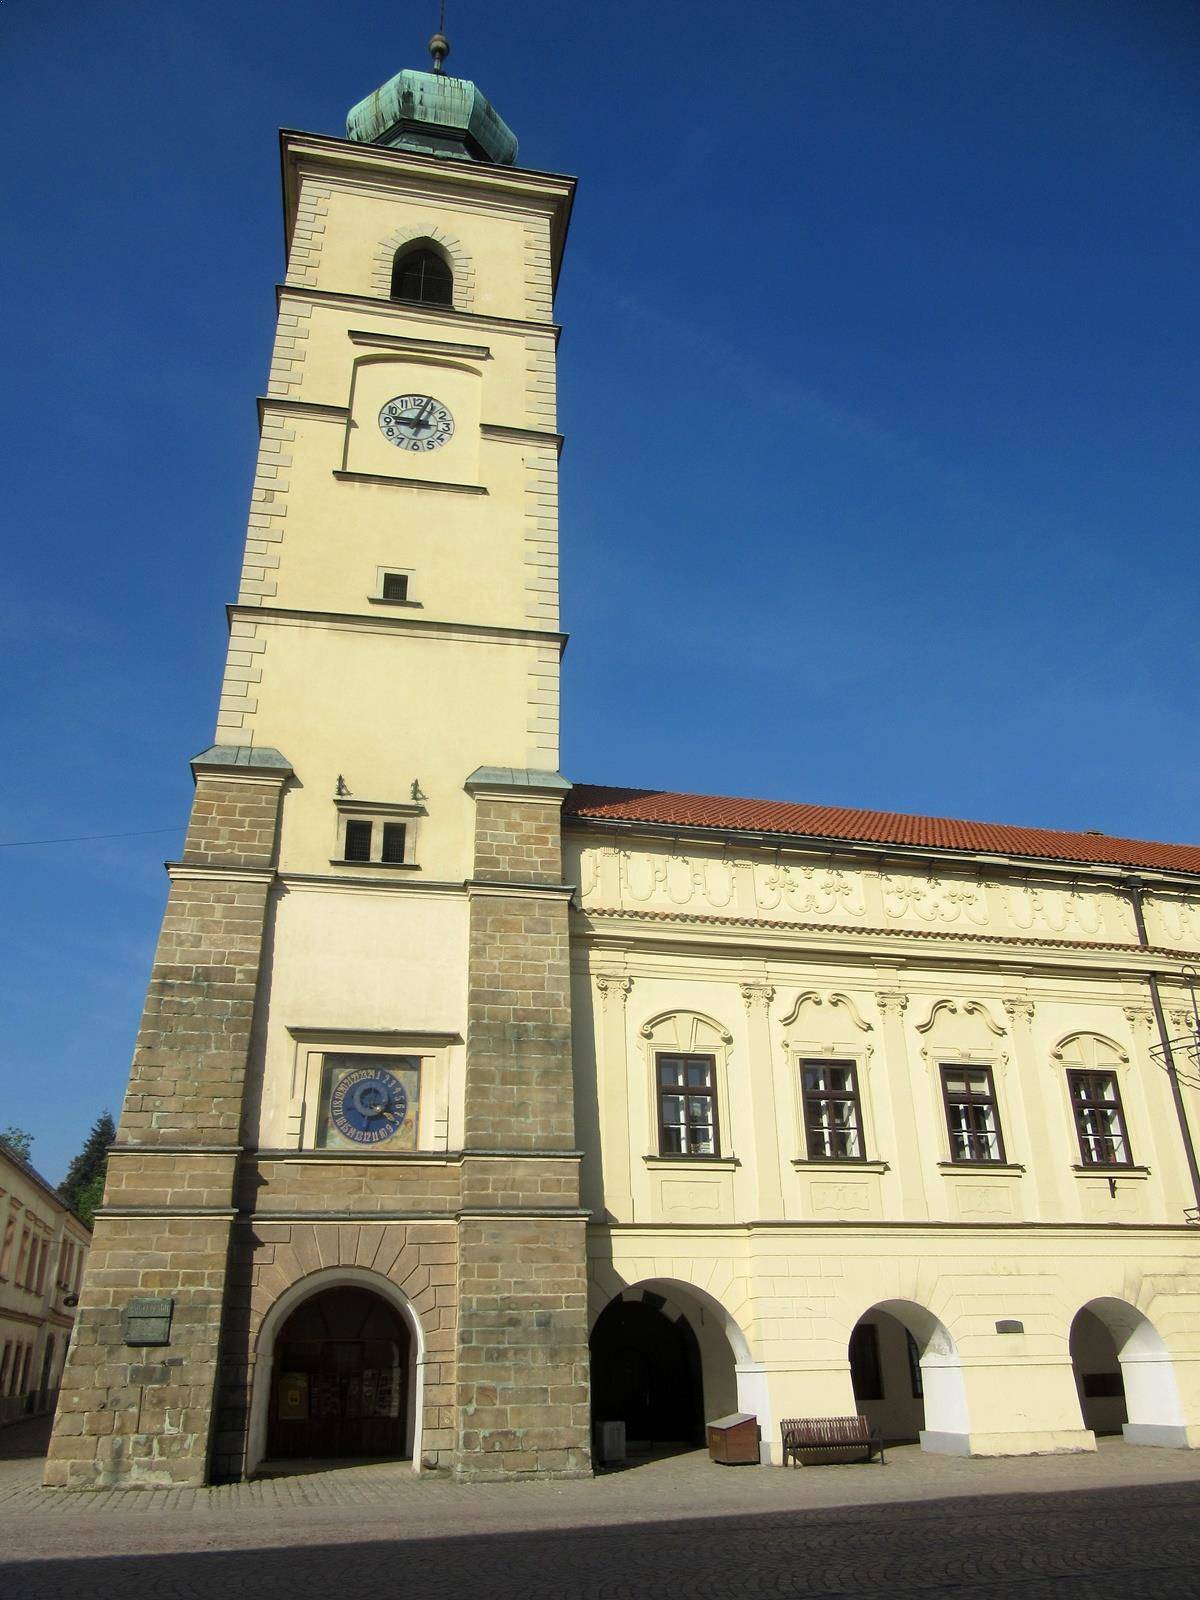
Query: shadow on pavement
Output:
[[3, 1478, 1200, 1600]]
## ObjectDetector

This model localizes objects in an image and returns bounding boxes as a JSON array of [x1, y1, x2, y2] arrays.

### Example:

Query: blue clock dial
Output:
[[329, 1067, 409, 1145]]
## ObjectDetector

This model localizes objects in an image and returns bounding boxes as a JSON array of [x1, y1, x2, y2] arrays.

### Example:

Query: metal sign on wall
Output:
[[123, 1297, 174, 1347]]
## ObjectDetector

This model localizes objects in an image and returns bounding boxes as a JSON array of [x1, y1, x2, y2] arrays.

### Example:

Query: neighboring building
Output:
[[566, 788, 1200, 1458], [1, 1142, 89, 1427], [47, 41, 1200, 1489]]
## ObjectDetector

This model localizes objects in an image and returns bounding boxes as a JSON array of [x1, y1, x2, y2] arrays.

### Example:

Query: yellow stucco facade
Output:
[[568, 827, 1200, 1458], [1, 1144, 89, 1429]]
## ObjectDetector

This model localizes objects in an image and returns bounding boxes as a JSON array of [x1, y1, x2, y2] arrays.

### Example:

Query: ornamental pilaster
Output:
[[871, 989, 927, 1219], [741, 983, 783, 1217]]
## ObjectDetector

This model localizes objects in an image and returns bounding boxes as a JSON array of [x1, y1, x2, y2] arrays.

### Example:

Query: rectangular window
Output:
[[941, 1064, 1005, 1163], [0, 1218, 13, 1276], [381, 572, 409, 602], [1068, 1070, 1131, 1167], [0, 1343, 10, 1392], [343, 819, 373, 862], [15, 1231, 29, 1288], [1081, 1371, 1125, 1398], [380, 822, 407, 864], [33, 1239, 47, 1294], [657, 1053, 719, 1157], [849, 1323, 883, 1402], [801, 1061, 864, 1160]]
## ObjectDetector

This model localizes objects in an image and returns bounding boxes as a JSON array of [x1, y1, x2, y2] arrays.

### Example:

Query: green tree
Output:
[[0, 1126, 34, 1162], [59, 1111, 115, 1226]]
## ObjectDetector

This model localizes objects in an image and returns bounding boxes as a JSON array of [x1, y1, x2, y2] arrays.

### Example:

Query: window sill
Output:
[[367, 596, 423, 609], [791, 1158, 889, 1174], [329, 859, 421, 871], [938, 1161, 1026, 1176], [1072, 1164, 1150, 1181], [644, 1155, 739, 1169]]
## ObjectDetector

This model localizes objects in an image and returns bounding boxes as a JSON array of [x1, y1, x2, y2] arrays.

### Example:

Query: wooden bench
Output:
[[780, 1415, 885, 1466]]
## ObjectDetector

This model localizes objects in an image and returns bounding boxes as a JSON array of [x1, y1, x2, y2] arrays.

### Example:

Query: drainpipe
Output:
[[1124, 876, 1200, 1212]]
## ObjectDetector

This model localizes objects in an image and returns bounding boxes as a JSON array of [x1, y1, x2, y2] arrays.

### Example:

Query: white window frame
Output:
[[333, 798, 424, 869], [786, 1042, 882, 1169]]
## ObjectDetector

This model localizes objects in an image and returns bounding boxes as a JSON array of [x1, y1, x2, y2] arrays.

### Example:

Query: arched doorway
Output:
[[848, 1300, 970, 1454], [590, 1290, 705, 1452], [1070, 1298, 1187, 1447], [267, 1285, 411, 1460]]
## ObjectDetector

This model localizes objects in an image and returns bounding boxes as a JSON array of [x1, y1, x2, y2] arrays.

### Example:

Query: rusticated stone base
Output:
[[44, 1208, 234, 1489], [455, 1214, 592, 1480], [46, 752, 289, 1489]]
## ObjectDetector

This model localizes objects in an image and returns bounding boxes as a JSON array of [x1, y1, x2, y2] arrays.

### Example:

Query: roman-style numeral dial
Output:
[[378, 393, 455, 452]]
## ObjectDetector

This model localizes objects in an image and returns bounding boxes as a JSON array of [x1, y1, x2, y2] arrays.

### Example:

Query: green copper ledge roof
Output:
[[191, 745, 293, 774], [346, 69, 518, 165], [464, 767, 571, 794]]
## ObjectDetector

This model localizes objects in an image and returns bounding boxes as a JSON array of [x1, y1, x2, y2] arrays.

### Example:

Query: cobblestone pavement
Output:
[[3, 1418, 1200, 1598]]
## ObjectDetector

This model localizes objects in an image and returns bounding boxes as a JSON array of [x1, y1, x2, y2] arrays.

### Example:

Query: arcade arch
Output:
[[848, 1299, 970, 1454], [588, 1278, 757, 1457], [1069, 1297, 1188, 1447]]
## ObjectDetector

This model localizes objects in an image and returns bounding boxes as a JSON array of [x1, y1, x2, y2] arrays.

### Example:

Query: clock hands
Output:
[[397, 398, 435, 436]]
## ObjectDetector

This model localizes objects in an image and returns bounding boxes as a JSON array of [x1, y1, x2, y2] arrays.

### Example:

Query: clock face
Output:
[[379, 393, 455, 452], [329, 1066, 410, 1145]]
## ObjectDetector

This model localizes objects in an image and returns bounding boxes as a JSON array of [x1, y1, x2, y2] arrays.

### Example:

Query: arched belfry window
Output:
[[390, 244, 453, 307]]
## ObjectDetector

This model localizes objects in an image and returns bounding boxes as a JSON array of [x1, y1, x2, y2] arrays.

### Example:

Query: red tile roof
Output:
[[564, 785, 1200, 877]]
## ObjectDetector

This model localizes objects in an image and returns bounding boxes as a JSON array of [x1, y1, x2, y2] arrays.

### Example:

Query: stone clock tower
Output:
[[47, 42, 590, 1486]]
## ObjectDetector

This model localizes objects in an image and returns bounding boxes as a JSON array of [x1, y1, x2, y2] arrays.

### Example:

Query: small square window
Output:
[[335, 802, 422, 869], [381, 572, 409, 602], [344, 819, 373, 862]]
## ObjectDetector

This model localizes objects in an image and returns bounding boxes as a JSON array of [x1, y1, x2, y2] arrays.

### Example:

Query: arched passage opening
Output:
[[247, 1268, 426, 1474], [1070, 1298, 1187, 1447], [589, 1280, 751, 1459], [268, 1285, 410, 1460], [849, 1300, 970, 1455]]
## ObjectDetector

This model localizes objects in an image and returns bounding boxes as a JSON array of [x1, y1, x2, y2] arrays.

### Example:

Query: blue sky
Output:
[[3, 0, 1198, 1181]]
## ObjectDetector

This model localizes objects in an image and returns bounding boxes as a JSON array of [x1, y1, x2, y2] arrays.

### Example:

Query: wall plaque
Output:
[[123, 1296, 174, 1347]]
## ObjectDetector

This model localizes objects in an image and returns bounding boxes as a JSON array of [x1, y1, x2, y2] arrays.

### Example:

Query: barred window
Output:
[[657, 1054, 719, 1157], [941, 1065, 1005, 1163], [343, 819, 373, 862], [801, 1061, 864, 1160], [1068, 1070, 1132, 1167], [380, 823, 407, 864]]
